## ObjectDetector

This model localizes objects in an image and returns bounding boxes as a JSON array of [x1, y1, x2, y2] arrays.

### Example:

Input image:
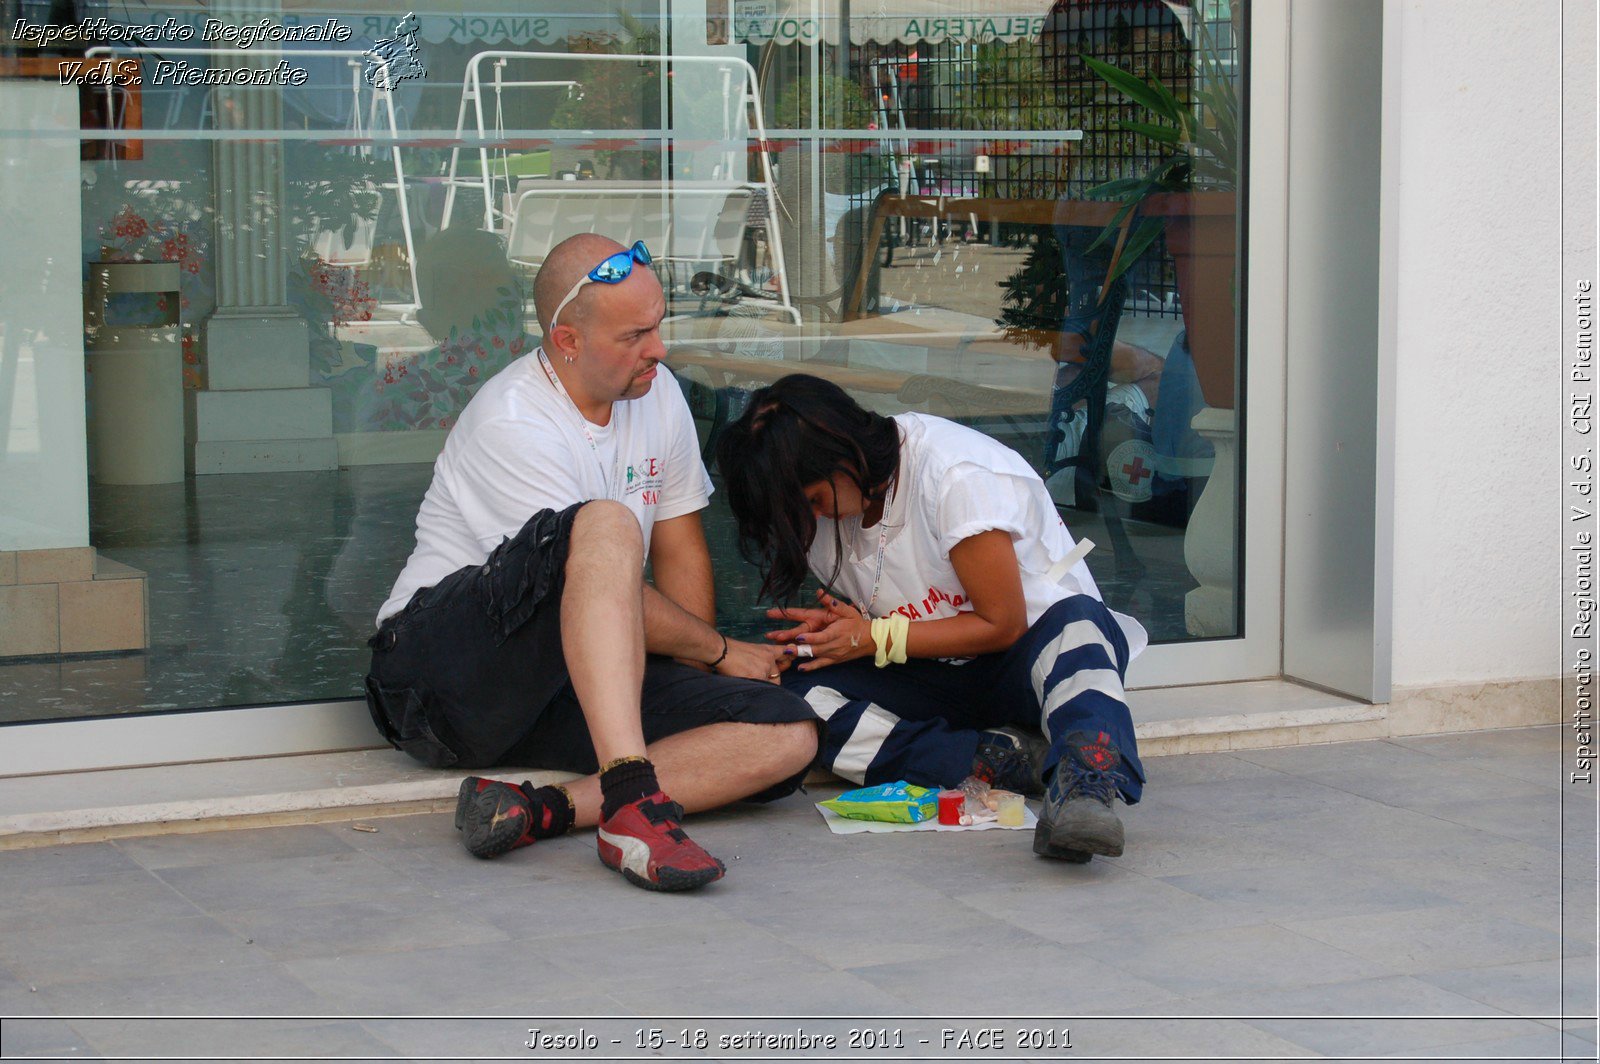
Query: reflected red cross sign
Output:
[[1122, 456, 1152, 485]]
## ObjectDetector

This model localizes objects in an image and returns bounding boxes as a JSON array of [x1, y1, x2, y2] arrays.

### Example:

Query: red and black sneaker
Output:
[[596, 791, 726, 892], [455, 777, 548, 859]]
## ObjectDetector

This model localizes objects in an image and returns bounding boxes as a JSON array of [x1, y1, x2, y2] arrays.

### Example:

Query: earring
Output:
[[563, 354, 576, 365]]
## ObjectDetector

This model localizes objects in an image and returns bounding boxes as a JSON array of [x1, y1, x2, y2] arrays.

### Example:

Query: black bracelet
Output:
[[707, 632, 729, 668]]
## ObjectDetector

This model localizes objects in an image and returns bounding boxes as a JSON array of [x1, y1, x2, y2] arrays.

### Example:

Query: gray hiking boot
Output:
[[1034, 730, 1128, 862]]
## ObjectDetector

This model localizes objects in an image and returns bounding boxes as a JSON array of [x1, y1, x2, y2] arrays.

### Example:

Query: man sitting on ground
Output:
[[366, 234, 818, 892]]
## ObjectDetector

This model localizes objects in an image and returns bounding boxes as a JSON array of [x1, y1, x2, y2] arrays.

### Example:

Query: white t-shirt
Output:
[[806, 413, 1148, 660], [377, 351, 712, 624]]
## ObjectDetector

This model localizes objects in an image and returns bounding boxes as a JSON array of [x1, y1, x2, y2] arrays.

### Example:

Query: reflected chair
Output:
[[662, 188, 752, 271]]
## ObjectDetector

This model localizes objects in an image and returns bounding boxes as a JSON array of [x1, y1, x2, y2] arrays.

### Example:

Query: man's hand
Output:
[[716, 638, 791, 684]]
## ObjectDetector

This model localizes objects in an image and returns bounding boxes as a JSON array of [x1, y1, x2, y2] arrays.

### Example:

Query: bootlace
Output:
[[1060, 765, 1127, 805]]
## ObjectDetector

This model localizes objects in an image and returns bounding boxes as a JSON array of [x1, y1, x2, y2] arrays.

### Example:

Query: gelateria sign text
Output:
[[735, 12, 1046, 44]]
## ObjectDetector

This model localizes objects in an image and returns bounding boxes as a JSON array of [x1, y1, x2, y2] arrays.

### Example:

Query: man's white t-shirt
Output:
[[377, 351, 712, 625], [806, 413, 1148, 659]]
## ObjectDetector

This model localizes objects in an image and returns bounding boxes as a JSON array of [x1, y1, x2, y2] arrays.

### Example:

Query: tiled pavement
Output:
[[0, 725, 1595, 1062]]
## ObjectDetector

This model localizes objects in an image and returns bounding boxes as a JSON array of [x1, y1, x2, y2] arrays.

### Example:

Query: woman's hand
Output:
[[771, 590, 874, 672], [758, 530, 1032, 672], [763, 602, 834, 645]]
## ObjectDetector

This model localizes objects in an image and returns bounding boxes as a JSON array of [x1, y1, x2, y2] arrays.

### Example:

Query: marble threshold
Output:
[[0, 677, 1559, 848]]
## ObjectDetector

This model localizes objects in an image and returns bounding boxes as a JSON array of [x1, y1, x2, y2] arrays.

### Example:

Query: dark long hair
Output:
[[716, 374, 901, 603]]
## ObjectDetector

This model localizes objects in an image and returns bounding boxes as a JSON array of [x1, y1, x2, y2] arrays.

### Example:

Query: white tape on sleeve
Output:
[[1044, 538, 1095, 585]]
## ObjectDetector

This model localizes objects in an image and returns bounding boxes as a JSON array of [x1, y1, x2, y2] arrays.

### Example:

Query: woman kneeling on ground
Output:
[[716, 373, 1148, 863]]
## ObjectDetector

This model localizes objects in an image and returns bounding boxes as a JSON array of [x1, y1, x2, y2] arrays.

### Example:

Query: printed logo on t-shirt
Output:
[[882, 584, 968, 622], [624, 456, 666, 506]]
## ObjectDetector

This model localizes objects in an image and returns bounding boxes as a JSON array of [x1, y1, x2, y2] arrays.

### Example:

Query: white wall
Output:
[[1384, 0, 1570, 686], [0, 82, 89, 551]]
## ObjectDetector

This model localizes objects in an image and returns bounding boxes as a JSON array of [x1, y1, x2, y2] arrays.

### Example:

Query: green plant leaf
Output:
[[1189, 123, 1229, 160], [1081, 55, 1176, 119], [1119, 120, 1184, 144], [1083, 196, 1143, 253], [1102, 218, 1167, 283], [1145, 75, 1190, 131]]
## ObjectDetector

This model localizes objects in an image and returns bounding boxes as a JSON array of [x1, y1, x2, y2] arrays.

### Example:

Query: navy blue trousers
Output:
[[782, 595, 1144, 804]]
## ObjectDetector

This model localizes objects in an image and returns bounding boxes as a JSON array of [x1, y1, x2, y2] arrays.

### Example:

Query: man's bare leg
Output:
[[557, 719, 818, 829], [559, 500, 649, 764], [544, 501, 809, 890], [459, 501, 814, 887]]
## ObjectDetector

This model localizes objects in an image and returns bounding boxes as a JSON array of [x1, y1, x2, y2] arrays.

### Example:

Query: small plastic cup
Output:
[[996, 792, 1026, 827], [937, 790, 965, 825]]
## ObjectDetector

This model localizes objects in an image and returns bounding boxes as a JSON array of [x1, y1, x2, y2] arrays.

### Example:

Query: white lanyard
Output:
[[857, 477, 897, 619], [536, 349, 622, 502]]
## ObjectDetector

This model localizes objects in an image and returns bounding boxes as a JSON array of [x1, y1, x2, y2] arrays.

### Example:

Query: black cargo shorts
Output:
[[364, 502, 816, 797]]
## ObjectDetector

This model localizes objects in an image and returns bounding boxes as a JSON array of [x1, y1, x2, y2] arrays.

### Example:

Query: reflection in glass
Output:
[[685, 0, 1245, 643], [0, 0, 1242, 723]]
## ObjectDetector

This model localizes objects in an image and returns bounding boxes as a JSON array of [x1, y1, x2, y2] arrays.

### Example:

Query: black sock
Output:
[[517, 782, 575, 839], [599, 757, 660, 820]]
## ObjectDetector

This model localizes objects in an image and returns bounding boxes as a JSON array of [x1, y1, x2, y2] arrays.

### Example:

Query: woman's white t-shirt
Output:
[[377, 352, 711, 625], [806, 413, 1148, 659]]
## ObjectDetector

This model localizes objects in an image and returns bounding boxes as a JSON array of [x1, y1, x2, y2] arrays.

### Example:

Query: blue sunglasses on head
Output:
[[549, 240, 653, 331]]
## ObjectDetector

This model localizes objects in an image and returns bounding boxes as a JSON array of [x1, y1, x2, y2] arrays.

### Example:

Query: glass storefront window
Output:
[[0, 0, 1242, 725], [709, 0, 1245, 643]]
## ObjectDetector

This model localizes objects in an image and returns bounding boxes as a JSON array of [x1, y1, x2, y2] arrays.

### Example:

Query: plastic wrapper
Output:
[[957, 775, 1022, 825], [819, 781, 939, 824]]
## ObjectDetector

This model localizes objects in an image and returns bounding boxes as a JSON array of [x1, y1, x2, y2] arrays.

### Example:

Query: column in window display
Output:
[[772, 94, 832, 304], [0, 82, 151, 661], [191, 0, 337, 474]]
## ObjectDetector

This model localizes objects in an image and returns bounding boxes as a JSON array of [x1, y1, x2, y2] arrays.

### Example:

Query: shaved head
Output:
[[531, 232, 667, 422], [533, 233, 626, 337]]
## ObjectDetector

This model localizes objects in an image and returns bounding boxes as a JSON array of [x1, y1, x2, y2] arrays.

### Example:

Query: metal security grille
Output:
[[827, 0, 1240, 317]]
